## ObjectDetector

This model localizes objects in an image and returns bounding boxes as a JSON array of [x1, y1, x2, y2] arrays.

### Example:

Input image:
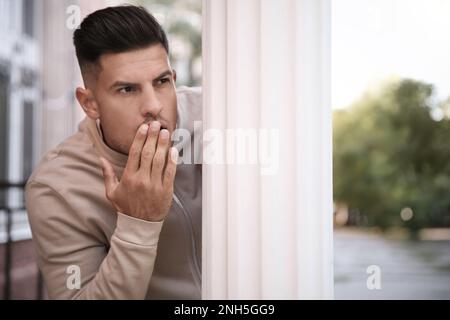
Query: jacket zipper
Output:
[[172, 191, 202, 289]]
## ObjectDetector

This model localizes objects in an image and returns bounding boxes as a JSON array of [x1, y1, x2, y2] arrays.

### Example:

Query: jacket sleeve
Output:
[[25, 180, 163, 300]]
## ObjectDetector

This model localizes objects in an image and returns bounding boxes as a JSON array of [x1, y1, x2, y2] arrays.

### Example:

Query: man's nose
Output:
[[140, 86, 163, 118]]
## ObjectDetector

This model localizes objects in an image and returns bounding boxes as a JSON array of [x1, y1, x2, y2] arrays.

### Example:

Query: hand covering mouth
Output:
[[143, 119, 168, 131]]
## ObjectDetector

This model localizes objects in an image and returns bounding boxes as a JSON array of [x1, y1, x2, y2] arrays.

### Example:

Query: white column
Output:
[[202, 0, 333, 299]]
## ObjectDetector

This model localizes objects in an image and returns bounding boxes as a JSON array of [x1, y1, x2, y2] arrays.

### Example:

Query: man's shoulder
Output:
[[176, 86, 202, 118], [176, 86, 202, 137], [25, 130, 107, 229], [176, 85, 202, 99], [27, 127, 100, 195]]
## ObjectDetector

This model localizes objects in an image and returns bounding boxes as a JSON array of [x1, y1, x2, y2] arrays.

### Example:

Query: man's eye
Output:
[[118, 86, 135, 94], [157, 78, 170, 86]]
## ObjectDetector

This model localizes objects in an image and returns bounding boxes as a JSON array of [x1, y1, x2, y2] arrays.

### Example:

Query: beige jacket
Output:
[[25, 86, 202, 300]]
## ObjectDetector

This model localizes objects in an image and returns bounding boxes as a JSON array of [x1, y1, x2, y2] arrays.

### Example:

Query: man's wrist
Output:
[[114, 212, 164, 246]]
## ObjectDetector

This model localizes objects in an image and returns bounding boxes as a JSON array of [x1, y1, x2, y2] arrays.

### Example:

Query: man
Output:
[[25, 5, 202, 299]]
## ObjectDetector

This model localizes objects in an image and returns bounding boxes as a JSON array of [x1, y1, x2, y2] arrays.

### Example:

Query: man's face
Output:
[[86, 44, 177, 155]]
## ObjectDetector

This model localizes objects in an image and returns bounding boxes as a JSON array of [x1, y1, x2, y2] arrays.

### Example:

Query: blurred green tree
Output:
[[333, 79, 450, 232], [137, 0, 202, 86]]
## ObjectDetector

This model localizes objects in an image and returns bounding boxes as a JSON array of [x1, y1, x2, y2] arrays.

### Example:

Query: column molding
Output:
[[202, 0, 333, 299]]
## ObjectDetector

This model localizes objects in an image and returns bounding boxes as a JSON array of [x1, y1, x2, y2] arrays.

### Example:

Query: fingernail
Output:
[[160, 129, 169, 140], [150, 121, 160, 131], [140, 124, 149, 133], [171, 147, 179, 162]]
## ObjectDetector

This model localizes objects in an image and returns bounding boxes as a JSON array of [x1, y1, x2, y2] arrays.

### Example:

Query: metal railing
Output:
[[0, 181, 44, 300]]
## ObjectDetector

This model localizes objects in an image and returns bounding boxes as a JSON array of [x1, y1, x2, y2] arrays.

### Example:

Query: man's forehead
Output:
[[98, 45, 170, 80]]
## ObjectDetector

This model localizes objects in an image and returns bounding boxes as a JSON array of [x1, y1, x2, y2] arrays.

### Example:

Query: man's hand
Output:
[[99, 121, 178, 222]]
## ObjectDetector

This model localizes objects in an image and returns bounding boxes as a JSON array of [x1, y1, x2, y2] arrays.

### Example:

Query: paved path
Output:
[[2, 230, 449, 299], [334, 229, 450, 299]]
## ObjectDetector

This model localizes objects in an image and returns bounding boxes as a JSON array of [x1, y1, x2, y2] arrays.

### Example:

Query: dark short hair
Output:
[[73, 5, 169, 74]]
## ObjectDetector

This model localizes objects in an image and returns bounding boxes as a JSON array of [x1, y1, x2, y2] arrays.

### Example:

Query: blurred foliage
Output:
[[137, 0, 202, 86], [333, 78, 450, 232]]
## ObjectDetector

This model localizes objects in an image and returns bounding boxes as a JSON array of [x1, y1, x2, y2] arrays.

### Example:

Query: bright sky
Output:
[[332, 0, 450, 109]]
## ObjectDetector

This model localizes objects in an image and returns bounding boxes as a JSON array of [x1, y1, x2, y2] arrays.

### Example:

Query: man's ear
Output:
[[76, 87, 100, 120]]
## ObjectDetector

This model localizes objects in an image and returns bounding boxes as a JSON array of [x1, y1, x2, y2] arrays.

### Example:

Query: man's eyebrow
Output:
[[153, 70, 173, 81], [109, 81, 138, 91], [109, 70, 172, 90]]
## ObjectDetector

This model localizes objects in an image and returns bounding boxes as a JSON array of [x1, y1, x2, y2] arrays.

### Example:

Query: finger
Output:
[[139, 121, 161, 173], [100, 157, 119, 199], [163, 147, 178, 187], [151, 129, 170, 182], [125, 124, 149, 174]]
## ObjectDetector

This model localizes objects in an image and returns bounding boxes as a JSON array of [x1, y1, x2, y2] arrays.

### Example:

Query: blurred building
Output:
[[0, 0, 120, 299]]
